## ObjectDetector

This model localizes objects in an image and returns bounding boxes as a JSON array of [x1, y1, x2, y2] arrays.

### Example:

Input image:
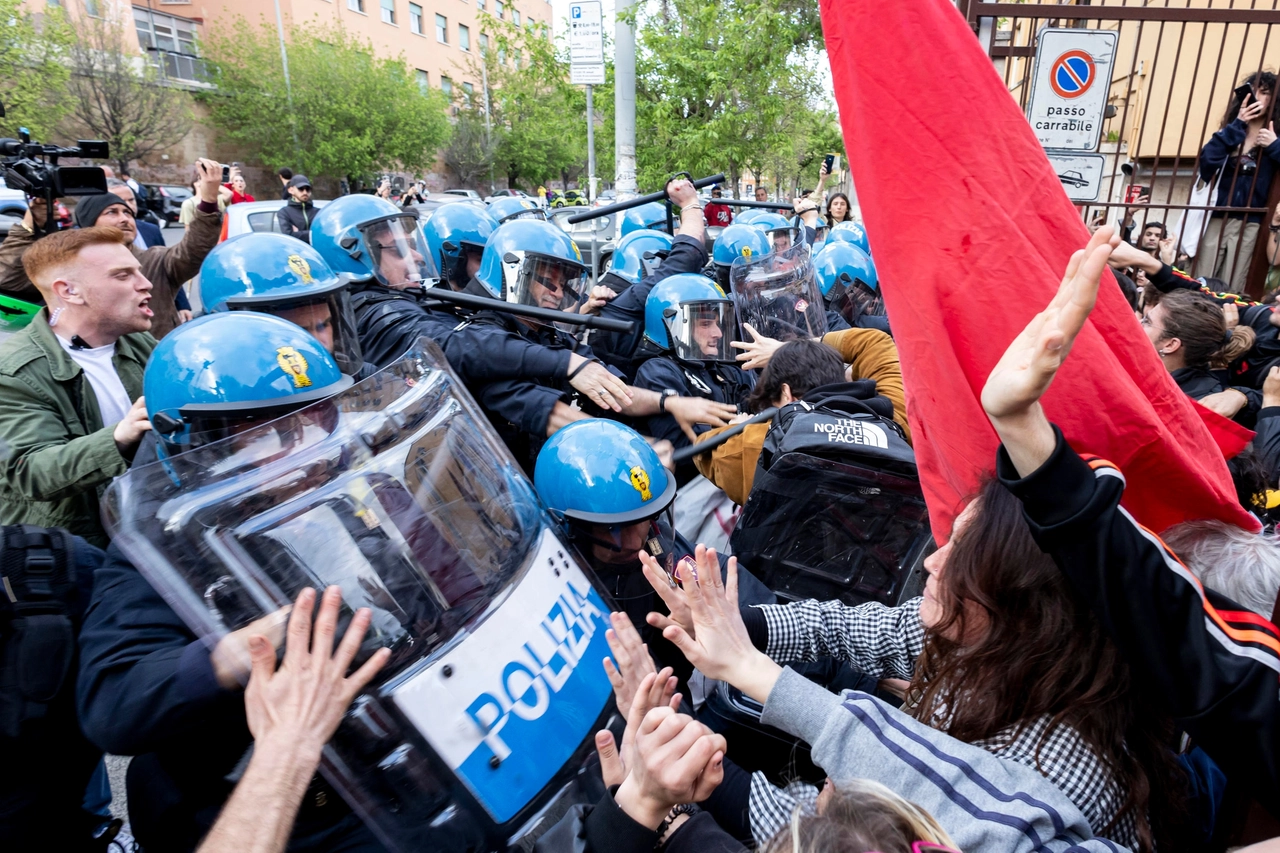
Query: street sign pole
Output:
[[586, 84, 596, 204]]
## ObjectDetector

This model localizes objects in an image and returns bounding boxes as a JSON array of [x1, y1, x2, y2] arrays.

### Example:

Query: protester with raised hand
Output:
[[982, 222, 1280, 820], [630, 547, 1139, 853], [195, 586, 390, 853]]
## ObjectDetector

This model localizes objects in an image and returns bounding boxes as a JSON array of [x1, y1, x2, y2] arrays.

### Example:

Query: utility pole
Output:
[[482, 59, 495, 193], [271, 0, 300, 158], [614, 0, 637, 195]]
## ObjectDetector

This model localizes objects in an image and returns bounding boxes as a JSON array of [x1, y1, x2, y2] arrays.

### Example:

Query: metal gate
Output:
[[961, 0, 1280, 296]]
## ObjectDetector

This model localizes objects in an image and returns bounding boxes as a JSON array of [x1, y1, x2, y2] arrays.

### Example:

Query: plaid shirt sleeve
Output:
[[753, 596, 925, 681], [974, 716, 1137, 850], [748, 772, 819, 846]]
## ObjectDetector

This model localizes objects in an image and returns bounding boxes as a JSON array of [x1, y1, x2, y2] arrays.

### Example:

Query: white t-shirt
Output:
[[57, 336, 132, 426]]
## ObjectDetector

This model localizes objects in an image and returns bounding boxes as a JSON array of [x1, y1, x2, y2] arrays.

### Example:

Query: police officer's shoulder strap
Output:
[[0, 525, 77, 616], [0, 525, 79, 737]]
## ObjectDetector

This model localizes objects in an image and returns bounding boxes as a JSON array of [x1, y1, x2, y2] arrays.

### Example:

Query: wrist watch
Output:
[[658, 389, 678, 413]]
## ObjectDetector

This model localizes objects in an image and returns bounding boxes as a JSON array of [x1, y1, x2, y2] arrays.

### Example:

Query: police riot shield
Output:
[[729, 243, 827, 342], [102, 341, 615, 853]]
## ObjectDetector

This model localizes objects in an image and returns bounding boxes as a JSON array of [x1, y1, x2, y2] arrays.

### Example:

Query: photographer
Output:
[[0, 158, 224, 340]]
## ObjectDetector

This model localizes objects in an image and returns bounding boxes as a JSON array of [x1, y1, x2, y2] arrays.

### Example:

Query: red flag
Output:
[[820, 0, 1259, 536]]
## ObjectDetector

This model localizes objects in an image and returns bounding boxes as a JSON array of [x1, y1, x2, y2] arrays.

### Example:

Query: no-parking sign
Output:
[[1027, 29, 1117, 151]]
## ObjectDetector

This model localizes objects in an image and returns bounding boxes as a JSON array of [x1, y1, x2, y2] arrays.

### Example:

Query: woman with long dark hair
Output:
[[1197, 71, 1280, 293], [644, 478, 1190, 852], [825, 192, 854, 224]]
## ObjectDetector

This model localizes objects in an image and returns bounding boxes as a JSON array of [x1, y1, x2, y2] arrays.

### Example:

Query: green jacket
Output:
[[0, 311, 155, 546]]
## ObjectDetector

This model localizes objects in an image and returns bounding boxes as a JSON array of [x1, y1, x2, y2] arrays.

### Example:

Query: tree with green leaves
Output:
[[628, 0, 836, 196], [63, 14, 194, 174], [200, 20, 451, 184], [442, 106, 497, 190], [461, 19, 611, 192], [0, 0, 73, 141]]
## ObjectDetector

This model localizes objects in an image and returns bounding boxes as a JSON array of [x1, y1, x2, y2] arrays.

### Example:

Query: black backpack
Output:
[[0, 525, 80, 738], [729, 396, 931, 607]]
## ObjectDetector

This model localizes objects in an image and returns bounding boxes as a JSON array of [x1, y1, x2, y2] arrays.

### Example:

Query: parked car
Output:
[[0, 185, 26, 217], [551, 206, 615, 279], [407, 193, 487, 221], [552, 189, 588, 209], [222, 198, 331, 240], [143, 184, 194, 227], [593, 190, 617, 208], [443, 189, 482, 200], [483, 189, 530, 202]]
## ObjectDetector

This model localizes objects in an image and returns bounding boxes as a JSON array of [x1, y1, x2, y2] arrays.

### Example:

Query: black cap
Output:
[[74, 193, 133, 229], [288, 175, 312, 189]]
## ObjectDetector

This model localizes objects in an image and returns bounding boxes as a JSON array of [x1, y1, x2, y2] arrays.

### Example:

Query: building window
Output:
[[476, 0, 485, 10], [133, 7, 206, 82], [495, 0, 503, 18], [458, 24, 469, 51], [512, 9, 519, 26], [513, 49, 521, 69], [380, 0, 395, 23], [347, 0, 364, 11], [478, 32, 488, 54], [83, 0, 101, 16], [409, 2, 422, 33], [441, 76, 453, 98], [435, 13, 447, 42], [462, 81, 474, 103], [416, 69, 429, 93]]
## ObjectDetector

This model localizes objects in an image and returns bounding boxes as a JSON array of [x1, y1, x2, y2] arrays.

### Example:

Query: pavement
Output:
[[160, 222, 186, 246]]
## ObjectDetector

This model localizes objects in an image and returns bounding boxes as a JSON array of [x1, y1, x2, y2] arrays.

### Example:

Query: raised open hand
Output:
[[980, 224, 1119, 421]]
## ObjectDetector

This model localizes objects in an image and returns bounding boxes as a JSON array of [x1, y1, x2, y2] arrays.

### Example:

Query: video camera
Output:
[[0, 100, 109, 236]]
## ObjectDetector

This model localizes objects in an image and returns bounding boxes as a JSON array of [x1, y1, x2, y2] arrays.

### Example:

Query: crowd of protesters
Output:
[[8, 101, 1280, 853]]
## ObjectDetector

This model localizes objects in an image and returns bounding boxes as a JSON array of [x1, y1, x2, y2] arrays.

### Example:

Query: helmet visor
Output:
[[667, 300, 736, 363], [508, 252, 589, 314], [730, 243, 828, 342], [765, 227, 802, 254], [826, 276, 885, 324], [572, 505, 678, 577], [359, 215, 439, 289], [229, 289, 364, 377], [500, 207, 547, 223]]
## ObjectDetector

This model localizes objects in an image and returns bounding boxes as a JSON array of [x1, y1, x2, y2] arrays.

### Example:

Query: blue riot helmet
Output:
[[814, 241, 883, 324], [145, 312, 352, 457], [644, 273, 735, 363], [534, 419, 678, 569], [752, 212, 803, 254], [197, 233, 364, 376], [475, 219, 589, 313], [310, 194, 438, 289], [710, 223, 772, 289], [488, 196, 548, 224], [619, 201, 672, 238], [734, 208, 766, 226], [827, 220, 871, 255], [421, 203, 499, 289], [610, 229, 673, 286]]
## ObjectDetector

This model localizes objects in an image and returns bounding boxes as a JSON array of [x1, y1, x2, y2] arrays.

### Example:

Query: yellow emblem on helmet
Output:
[[629, 466, 652, 501], [712, 282, 727, 297], [287, 254, 314, 283], [276, 346, 312, 388], [741, 246, 753, 258]]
